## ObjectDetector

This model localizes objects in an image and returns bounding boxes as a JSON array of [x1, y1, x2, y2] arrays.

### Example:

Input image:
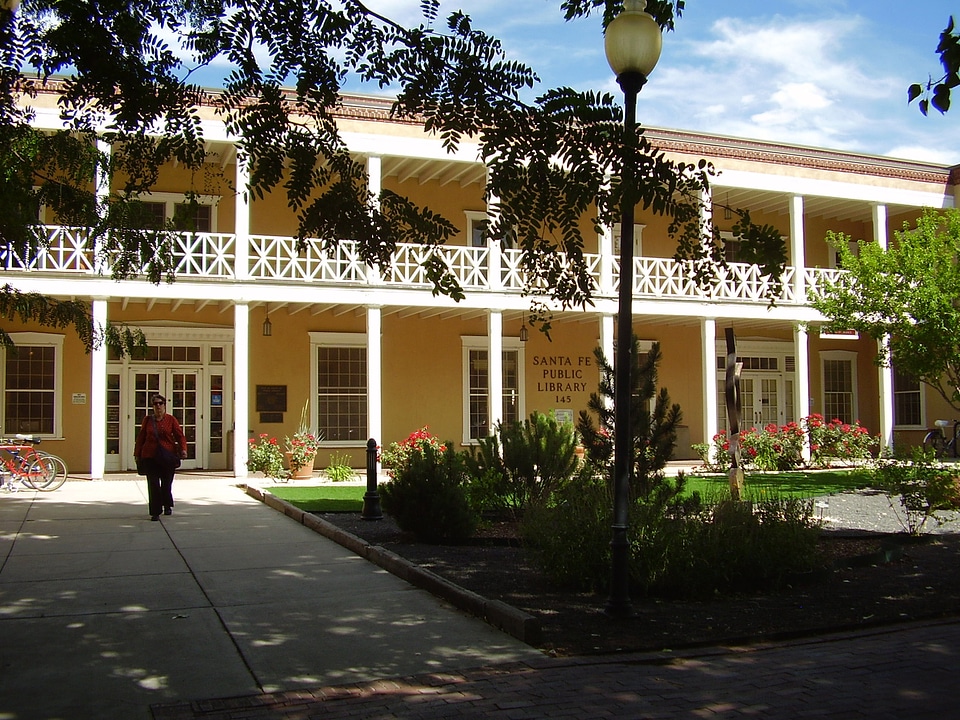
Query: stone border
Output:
[[242, 484, 541, 645]]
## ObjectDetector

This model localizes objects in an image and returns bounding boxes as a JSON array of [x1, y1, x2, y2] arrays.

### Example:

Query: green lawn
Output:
[[268, 484, 367, 512], [267, 468, 876, 513], [683, 468, 876, 500]]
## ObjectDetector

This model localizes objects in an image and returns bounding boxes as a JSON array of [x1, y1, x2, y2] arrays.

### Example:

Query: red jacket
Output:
[[134, 413, 187, 460]]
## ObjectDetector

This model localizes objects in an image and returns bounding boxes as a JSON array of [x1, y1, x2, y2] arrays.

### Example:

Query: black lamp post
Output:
[[603, 0, 662, 617]]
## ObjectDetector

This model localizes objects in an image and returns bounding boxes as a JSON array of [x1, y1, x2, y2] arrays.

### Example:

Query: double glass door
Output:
[[130, 370, 199, 469]]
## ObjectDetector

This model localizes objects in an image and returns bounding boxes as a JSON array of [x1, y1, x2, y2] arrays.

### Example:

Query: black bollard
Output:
[[361, 437, 383, 520]]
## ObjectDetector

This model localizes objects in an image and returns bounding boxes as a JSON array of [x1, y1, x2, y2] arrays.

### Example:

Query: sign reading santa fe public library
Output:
[[532, 354, 593, 404]]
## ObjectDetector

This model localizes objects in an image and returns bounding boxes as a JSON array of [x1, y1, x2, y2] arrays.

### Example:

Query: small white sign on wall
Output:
[[72, 393, 86, 405]]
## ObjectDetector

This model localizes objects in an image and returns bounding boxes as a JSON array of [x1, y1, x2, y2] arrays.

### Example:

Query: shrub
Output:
[[466, 411, 579, 516], [522, 473, 821, 599], [380, 427, 446, 478], [380, 441, 477, 543], [324, 451, 356, 482], [247, 434, 286, 478], [697, 415, 877, 472], [803, 414, 875, 466], [873, 447, 958, 535], [576, 339, 682, 497], [520, 463, 614, 591]]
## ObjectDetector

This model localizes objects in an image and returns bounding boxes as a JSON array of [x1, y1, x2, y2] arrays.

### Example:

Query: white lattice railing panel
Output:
[[634, 257, 698, 298], [386, 243, 435, 285], [0, 224, 847, 309], [441, 246, 490, 289], [708, 263, 796, 303], [172, 232, 236, 278], [500, 248, 526, 290], [1, 227, 97, 273], [803, 267, 848, 301], [249, 235, 310, 281]]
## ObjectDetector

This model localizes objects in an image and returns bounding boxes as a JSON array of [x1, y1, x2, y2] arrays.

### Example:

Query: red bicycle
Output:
[[0, 435, 65, 491]]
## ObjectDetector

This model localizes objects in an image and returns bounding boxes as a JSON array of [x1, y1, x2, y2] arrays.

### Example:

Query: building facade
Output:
[[4, 86, 957, 477]]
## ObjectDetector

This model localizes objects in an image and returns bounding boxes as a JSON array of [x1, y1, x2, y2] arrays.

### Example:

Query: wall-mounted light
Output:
[[519, 314, 529, 342], [724, 192, 732, 221], [262, 314, 272, 337]]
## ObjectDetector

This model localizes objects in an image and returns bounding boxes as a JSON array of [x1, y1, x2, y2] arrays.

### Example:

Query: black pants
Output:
[[145, 458, 175, 517]]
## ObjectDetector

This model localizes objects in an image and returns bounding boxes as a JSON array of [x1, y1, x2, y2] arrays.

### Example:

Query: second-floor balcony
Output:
[[1, 225, 848, 307]]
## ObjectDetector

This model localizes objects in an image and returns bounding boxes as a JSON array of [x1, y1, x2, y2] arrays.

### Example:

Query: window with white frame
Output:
[[828, 237, 860, 269], [893, 366, 923, 427], [612, 223, 644, 256], [465, 211, 488, 248], [820, 351, 857, 424], [2, 333, 64, 437], [311, 333, 367, 443], [137, 193, 217, 232], [462, 337, 524, 442], [466, 210, 516, 249]]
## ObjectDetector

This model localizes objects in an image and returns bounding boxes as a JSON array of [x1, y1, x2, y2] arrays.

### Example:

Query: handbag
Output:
[[136, 457, 148, 476], [152, 416, 182, 472]]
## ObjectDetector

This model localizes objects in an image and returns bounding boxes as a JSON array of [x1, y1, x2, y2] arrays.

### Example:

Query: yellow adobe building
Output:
[[3, 85, 958, 476]]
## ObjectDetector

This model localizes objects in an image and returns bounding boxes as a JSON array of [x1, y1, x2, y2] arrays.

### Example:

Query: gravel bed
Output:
[[815, 489, 960, 534]]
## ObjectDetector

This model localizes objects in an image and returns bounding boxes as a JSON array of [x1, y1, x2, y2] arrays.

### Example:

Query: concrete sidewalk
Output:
[[0, 475, 540, 720]]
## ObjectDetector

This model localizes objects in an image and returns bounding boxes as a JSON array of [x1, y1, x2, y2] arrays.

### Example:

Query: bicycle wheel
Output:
[[21, 455, 59, 490], [923, 430, 946, 459], [35, 453, 67, 491]]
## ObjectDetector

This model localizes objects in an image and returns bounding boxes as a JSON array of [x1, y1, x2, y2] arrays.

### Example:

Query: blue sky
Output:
[[356, 1, 959, 165]]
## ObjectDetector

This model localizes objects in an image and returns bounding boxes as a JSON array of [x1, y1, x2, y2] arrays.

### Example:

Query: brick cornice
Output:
[[643, 126, 953, 186]]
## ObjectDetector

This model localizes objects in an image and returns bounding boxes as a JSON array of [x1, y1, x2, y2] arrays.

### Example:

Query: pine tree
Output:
[[576, 338, 682, 496]]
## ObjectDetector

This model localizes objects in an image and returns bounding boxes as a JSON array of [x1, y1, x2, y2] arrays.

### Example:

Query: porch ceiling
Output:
[[718, 187, 916, 225]]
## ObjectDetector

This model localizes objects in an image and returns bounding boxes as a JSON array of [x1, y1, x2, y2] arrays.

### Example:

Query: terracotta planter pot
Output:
[[285, 453, 315, 479]]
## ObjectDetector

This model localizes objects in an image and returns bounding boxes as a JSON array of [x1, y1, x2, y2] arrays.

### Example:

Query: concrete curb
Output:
[[243, 484, 542, 646]]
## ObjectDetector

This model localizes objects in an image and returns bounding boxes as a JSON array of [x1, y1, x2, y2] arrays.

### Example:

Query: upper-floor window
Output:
[[137, 193, 217, 232], [612, 223, 644, 256]]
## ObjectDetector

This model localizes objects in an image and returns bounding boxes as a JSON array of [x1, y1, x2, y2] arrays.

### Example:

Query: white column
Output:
[[600, 314, 615, 368], [235, 154, 250, 281], [488, 311, 503, 434], [600, 314, 615, 415], [701, 317, 717, 446], [367, 306, 383, 446], [95, 140, 111, 274], [599, 225, 614, 295], [789, 195, 805, 302], [795, 325, 811, 461], [366, 155, 383, 285], [486, 185, 503, 292], [89, 298, 108, 479], [874, 203, 894, 450], [233, 303, 249, 477]]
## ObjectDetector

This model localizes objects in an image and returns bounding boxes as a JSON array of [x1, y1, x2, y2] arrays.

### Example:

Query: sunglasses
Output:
[[152, 400, 166, 406]]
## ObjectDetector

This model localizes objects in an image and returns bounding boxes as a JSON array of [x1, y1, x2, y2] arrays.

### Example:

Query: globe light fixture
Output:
[[603, 0, 662, 618]]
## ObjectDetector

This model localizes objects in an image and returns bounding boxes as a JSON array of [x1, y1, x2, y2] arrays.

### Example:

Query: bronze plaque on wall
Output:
[[256, 385, 287, 413]]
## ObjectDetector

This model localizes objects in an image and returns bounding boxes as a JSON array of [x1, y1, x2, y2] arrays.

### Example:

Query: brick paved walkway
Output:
[[153, 618, 959, 719]]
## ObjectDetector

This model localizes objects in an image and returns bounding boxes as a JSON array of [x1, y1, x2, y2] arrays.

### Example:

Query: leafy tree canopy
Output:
[[0, 0, 783, 347], [810, 208, 960, 411], [909, 15, 960, 115]]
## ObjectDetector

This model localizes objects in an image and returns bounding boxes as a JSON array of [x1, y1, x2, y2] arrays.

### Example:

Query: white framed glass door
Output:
[[129, 368, 201, 470], [740, 374, 781, 428]]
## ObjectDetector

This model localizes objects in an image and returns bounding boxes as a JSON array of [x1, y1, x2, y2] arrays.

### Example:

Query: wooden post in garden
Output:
[[725, 328, 745, 501]]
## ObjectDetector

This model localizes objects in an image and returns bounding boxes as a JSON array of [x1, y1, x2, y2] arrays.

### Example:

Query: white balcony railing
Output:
[[2, 225, 843, 308]]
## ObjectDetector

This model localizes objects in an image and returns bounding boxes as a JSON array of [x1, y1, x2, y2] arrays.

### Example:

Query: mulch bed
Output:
[[317, 512, 960, 656]]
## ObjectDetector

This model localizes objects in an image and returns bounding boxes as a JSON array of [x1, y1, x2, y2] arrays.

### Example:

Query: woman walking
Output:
[[134, 394, 188, 521]]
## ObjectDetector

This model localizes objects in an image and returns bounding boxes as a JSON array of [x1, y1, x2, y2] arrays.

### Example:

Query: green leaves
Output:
[[909, 15, 959, 115], [811, 208, 960, 411]]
